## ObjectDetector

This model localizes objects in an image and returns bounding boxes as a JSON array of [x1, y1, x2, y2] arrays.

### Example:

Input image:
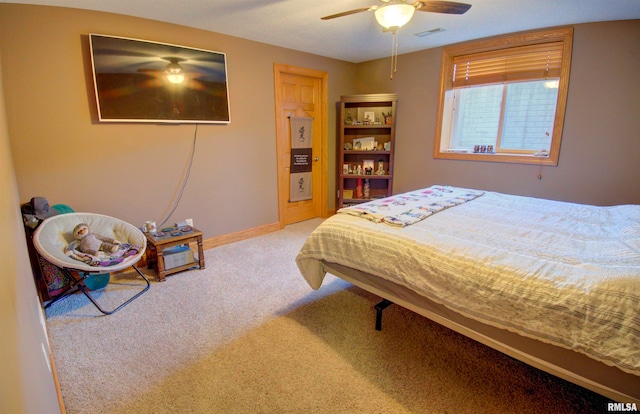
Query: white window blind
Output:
[[452, 42, 564, 88]]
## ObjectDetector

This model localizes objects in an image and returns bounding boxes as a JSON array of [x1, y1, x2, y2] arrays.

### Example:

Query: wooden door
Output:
[[274, 64, 328, 226]]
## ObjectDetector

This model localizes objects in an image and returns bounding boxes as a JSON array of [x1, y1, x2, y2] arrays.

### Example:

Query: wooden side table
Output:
[[144, 227, 205, 281]]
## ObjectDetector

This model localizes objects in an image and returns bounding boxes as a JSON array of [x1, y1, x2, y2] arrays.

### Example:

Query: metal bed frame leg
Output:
[[44, 265, 150, 315], [375, 299, 394, 331]]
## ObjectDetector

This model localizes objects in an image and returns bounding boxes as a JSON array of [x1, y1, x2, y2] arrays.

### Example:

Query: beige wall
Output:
[[0, 50, 61, 413], [356, 20, 640, 206], [0, 4, 357, 240]]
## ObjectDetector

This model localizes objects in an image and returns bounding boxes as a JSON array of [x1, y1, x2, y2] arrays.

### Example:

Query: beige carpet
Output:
[[45, 218, 610, 413]]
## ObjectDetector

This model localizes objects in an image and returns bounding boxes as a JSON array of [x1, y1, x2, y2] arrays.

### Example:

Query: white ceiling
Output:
[[4, 0, 640, 62]]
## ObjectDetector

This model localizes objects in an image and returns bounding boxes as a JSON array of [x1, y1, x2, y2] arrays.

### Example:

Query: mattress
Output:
[[296, 187, 640, 376]]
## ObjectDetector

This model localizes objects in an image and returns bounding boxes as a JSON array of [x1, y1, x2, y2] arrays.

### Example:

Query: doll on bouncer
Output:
[[69, 223, 121, 256]]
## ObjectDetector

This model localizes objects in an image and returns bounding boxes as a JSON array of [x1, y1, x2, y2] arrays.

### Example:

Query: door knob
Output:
[[314, 157, 319, 162]]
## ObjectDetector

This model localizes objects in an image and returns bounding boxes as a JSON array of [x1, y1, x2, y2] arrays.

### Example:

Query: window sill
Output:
[[434, 150, 558, 166]]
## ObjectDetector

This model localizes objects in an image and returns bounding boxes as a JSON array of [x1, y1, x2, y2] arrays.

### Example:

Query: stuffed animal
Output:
[[71, 223, 121, 256]]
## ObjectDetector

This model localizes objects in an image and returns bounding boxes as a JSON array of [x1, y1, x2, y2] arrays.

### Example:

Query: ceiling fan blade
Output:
[[415, 1, 471, 15], [321, 6, 378, 20]]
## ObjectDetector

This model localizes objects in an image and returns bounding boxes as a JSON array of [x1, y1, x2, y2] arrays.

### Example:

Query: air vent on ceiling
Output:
[[415, 28, 446, 37]]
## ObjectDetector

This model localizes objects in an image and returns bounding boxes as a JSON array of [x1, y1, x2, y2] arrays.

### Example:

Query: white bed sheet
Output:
[[296, 188, 640, 375]]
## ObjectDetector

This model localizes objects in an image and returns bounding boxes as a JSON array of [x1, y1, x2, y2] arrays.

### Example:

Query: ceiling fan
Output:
[[138, 57, 189, 84], [322, 0, 471, 30], [322, 1, 471, 79]]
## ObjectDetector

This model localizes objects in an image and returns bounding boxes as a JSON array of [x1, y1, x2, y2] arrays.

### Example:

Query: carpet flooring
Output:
[[45, 218, 611, 413]]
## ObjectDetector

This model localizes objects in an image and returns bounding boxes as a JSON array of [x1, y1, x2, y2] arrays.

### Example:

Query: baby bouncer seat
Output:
[[33, 212, 150, 315]]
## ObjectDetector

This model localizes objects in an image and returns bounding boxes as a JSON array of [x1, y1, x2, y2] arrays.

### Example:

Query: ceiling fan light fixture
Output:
[[375, 3, 416, 31], [166, 73, 185, 84], [165, 62, 185, 84]]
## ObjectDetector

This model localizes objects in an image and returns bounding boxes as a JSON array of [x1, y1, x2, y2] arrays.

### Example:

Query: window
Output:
[[434, 28, 573, 165]]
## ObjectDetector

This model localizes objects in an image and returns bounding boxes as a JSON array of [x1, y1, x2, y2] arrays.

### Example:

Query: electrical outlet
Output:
[[185, 218, 194, 227]]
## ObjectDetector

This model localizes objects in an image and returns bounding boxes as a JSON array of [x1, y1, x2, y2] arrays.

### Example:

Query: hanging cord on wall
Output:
[[536, 133, 551, 180], [536, 150, 547, 180], [158, 124, 199, 228], [537, 163, 544, 180]]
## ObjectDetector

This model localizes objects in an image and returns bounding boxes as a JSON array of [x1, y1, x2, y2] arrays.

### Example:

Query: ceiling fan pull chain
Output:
[[394, 31, 399, 77], [390, 30, 399, 80], [389, 33, 395, 80]]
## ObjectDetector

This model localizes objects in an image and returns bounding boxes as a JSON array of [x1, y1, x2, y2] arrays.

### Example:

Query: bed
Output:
[[295, 186, 640, 403]]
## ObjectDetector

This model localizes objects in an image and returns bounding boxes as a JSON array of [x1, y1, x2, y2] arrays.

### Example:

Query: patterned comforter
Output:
[[296, 187, 640, 375], [338, 186, 484, 226]]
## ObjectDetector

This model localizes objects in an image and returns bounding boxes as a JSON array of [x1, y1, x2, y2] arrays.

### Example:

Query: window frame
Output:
[[433, 27, 573, 166]]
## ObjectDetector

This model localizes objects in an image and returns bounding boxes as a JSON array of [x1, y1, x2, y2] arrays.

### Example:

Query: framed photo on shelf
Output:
[[363, 111, 376, 123], [343, 163, 350, 174], [362, 160, 374, 175], [353, 137, 375, 150]]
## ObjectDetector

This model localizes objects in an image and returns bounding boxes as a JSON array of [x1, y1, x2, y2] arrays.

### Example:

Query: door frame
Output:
[[273, 63, 329, 227]]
